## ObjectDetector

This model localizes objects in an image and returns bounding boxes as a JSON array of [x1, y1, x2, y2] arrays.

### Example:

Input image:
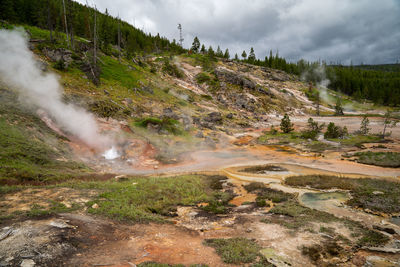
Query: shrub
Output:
[[195, 72, 211, 84], [135, 117, 182, 135], [162, 59, 183, 78], [268, 125, 278, 135], [301, 118, 325, 140], [324, 122, 347, 139], [280, 113, 294, 133], [53, 59, 65, 70]]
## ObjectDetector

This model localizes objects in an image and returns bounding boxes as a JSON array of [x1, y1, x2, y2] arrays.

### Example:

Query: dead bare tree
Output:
[[315, 91, 320, 116], [118, 16, 121, 63], [93, 5, 97, 67], [85, 0, 92, 40], [62, 0, 69, 47], [47, 0, 53, 42], [68, 0, 74, 50]]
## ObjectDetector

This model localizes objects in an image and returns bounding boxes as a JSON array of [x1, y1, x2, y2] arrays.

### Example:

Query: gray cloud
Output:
[[78, 0, 400, 64]]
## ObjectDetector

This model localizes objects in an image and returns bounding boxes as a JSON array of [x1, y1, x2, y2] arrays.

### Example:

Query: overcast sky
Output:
[[76, 0, 400, 65]]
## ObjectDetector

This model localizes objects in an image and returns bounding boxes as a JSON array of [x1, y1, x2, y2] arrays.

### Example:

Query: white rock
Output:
[[20, 259, 35, 267]]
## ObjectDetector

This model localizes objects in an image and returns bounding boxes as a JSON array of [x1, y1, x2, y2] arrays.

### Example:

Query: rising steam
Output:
[[0, 29, 112, 150], [301, 64, 331, 104]]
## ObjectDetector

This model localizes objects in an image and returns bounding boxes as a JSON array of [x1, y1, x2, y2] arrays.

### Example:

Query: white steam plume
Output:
[[301, 64, 331, 104], [0, 29, 111, 150]]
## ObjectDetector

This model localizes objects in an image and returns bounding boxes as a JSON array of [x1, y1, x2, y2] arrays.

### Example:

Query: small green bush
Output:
[[53, 59, 65, 70], [195, 72, 211, 84], [324, 122, 348, 139], [301, 118, 324, 140], [134, 117, 183, 135], [162, 59, 183, 78]]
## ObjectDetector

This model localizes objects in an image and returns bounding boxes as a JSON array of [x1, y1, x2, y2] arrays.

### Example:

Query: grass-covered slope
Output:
[[0, 88, 89, 184]]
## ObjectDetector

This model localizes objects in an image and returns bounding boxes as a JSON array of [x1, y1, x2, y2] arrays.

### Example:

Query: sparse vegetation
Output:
[[332, 134, 380, 147], [267, 200, 337, 229], [353, 151, 400, 167], [203, 238, 261, 264], [195, 72, 211, 84], [241, 165, 288, 174], [285, 175, 400, 214], [137, 262, 188, 267], [86, 175, 227, 222], [162, 58, 184, 78]]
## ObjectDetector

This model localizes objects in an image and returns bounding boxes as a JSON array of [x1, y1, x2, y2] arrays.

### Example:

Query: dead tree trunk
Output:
[[62, 0, 69, 47], [85, 1, 92, 41], [118, 17, 121, 63], [68, 0, 74, 50], [47, 0, 53, 42], [93, 6, 97, 67]]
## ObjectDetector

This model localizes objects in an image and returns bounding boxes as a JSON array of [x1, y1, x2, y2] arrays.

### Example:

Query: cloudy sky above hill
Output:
[[76, 0, 400, 65]]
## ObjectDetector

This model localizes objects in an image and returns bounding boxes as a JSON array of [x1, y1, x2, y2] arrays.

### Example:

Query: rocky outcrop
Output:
[[261, 67, 293, 82], [214, 68, 256, 89], [162, 108, 179, 120], [234, 94, 256, 111], [203, 112, 223, 124], [43, 47, 73, 67]]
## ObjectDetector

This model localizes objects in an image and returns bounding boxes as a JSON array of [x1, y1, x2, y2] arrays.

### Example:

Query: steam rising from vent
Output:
[[102, 146, 120, 160], [0, 29, 111, 149], [301, 64, 331, 104]]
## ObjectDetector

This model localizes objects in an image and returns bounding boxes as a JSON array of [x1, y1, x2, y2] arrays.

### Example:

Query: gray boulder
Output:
[[204, 112, 223, 124], [214, 68, 256, 89], [43, 47, 73, 67]]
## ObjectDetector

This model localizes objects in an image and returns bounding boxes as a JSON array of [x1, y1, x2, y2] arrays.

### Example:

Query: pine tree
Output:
[[280, 113, 294, 133], [334, 97, 344, 116], [223, 48, 230, 59], [382, 110, 397, 139], [360, 115, 370, 135], [241, 50, 247, 60], [208, 46, 215, 58], [216, 46, 223, 57], [268, 50, 273, 67], [248, 47, 256, 62], [191, 36, 200, 53], [234, 53, 239, 61], [200, 44, 206, 54]]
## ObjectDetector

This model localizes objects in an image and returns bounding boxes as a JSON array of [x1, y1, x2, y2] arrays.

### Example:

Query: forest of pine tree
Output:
[[0, 0, 184, 56]]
